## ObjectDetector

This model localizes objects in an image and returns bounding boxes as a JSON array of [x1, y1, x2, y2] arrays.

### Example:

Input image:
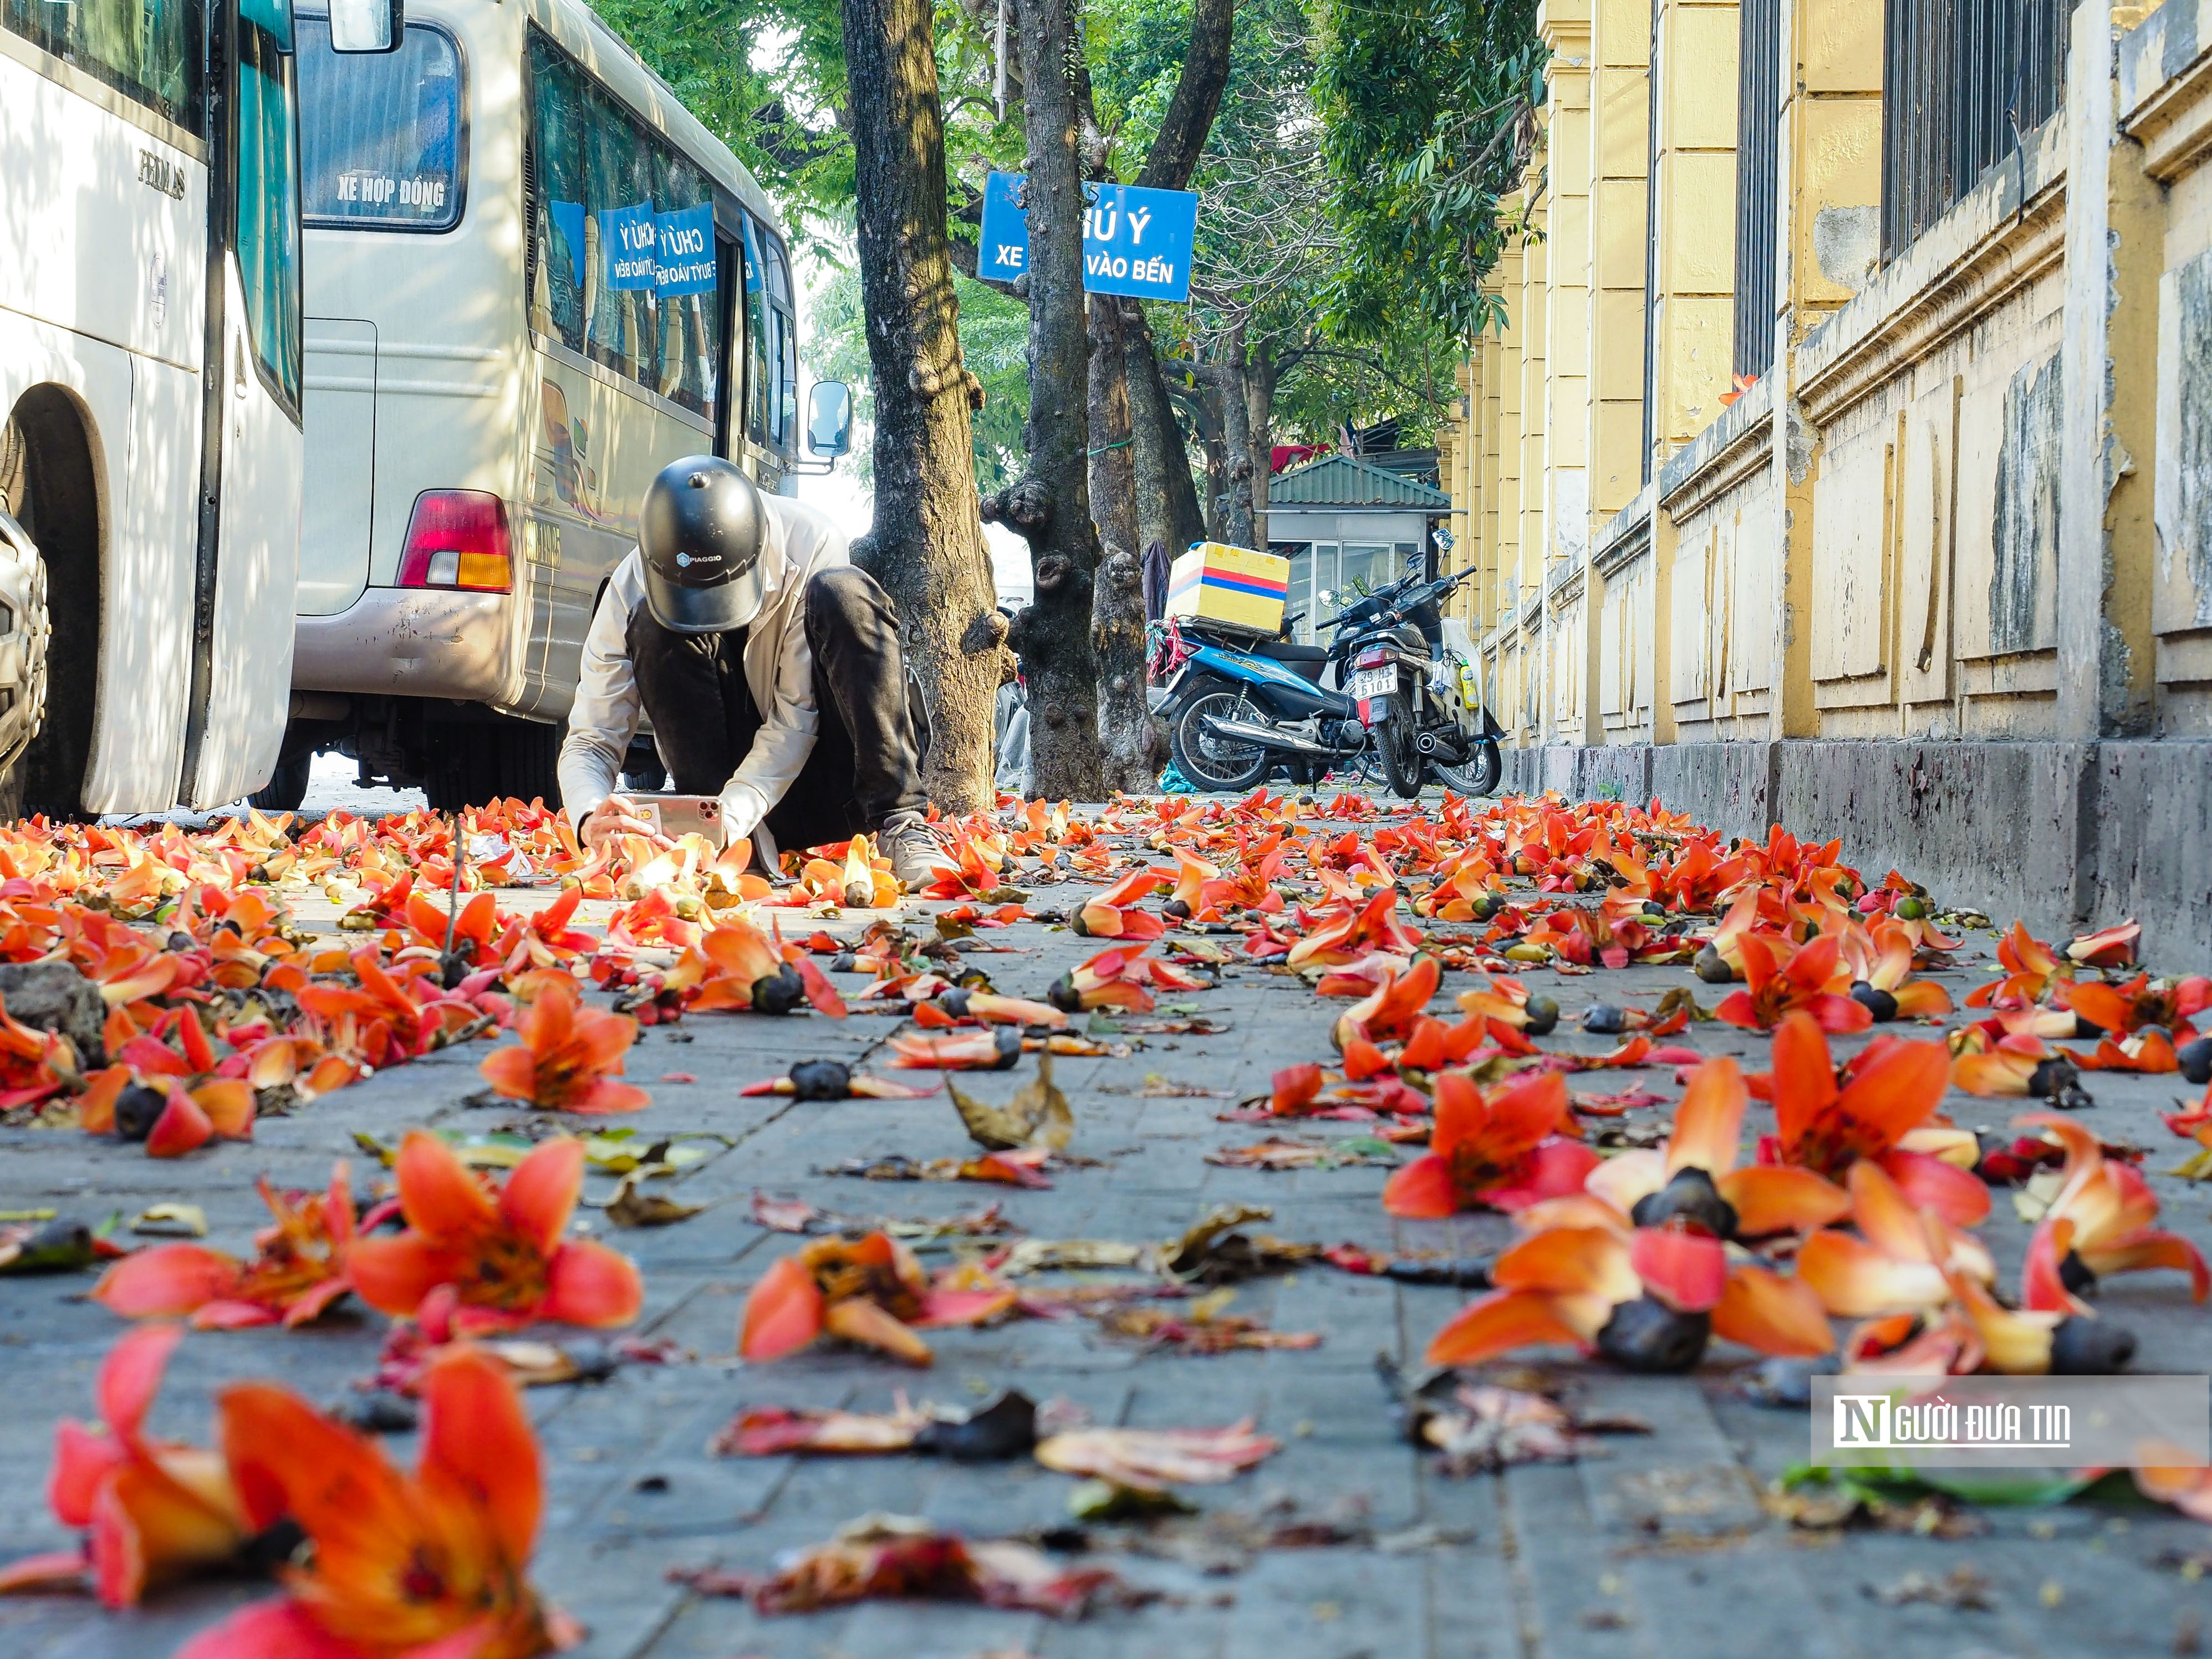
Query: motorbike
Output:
[[1153, 611, 1374, 793], [1337, 563, 1505, 799]]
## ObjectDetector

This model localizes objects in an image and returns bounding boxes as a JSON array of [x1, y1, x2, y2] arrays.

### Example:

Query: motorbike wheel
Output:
[[1171, 681, 1273, 793], [1431, 737, 1502, 799], [1376, 710, 1425, 800]]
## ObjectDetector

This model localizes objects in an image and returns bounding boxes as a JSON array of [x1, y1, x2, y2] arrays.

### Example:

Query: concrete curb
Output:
[[1501, 738, 2212, 964]]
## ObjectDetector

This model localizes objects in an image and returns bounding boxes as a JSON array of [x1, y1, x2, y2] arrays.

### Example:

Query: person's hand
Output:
[[580, 794, 672, 851]]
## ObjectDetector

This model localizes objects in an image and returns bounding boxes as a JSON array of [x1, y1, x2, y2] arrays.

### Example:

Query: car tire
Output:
[[422, 713, 564, 811], [250, 744, 314, 813]]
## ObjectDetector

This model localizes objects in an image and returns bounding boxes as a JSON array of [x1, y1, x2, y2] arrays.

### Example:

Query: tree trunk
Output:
[[1085, 290, 1153, 791], [1118, 0, 1232, 568], [841, 0, 1002, 814], [1127, 308, 1206, 558], [1245, 340, 1275, 552], [986, 0, 1103, 799], [1216, 326, 1256, 547]]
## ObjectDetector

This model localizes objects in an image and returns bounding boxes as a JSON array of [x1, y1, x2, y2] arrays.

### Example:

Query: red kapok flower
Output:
[[177, 1346, 576, 1659], [1768, 1012, 1987, 1226], [94, 1162, 358, 1329], [478, 972, 648, 1114], [346, 1131, 642, 1334], [0, 1324, 249, 1607], [1381, 1070, 1598, 1218]]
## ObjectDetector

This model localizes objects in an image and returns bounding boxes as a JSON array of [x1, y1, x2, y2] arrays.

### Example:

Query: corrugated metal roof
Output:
[[1267, 453, 1450, 508]]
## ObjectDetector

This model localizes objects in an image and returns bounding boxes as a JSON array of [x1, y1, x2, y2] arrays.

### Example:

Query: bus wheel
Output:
[[422, 712, 563, 811], [251, 745, 315, 813]]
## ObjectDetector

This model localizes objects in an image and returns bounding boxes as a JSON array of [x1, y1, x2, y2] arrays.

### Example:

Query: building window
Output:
[[1880, 0, 2071, 263], [1732, 0, 1780, 382]]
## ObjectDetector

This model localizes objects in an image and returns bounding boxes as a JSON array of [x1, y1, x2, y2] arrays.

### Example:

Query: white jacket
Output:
[[557, 493, 850, 847]]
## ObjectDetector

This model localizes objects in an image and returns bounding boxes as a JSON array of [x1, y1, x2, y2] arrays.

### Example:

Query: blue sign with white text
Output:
[[977, 172, 1197, 303], [601, 202, 658, 291], [655, 203, 716, 296]]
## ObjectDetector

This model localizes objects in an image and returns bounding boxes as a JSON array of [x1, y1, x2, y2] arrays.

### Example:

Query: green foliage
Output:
[[1313, 0, 1544, 342], [806, 257, 1031, 492]]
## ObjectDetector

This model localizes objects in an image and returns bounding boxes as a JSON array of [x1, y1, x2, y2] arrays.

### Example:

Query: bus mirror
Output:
[[807, 381, 853, 459], [328, 0, 402, 53]]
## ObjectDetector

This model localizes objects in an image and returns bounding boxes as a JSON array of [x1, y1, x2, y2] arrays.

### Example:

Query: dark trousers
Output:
[[626, 565, 926, 853]]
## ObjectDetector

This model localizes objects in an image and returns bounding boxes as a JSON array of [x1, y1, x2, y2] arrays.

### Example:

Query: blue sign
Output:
[[655, 203, 716, 296], [976, 172, 1197, 303], [601, 202, 658, 291]]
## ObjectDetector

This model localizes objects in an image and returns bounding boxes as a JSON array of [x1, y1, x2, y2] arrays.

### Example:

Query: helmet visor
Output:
[[641, 557, 766, 635]]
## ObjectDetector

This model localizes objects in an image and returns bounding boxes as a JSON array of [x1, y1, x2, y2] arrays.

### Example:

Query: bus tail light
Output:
[[397, 492, 513, 593]]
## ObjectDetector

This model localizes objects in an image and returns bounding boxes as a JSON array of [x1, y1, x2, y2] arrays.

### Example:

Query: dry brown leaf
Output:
[[606, 1171, 704, 1227], [949, 1051, 1072, 1152]]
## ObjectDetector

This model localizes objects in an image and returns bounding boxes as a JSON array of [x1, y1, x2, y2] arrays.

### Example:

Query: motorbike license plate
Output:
[[1349, 666, 1395, 701]]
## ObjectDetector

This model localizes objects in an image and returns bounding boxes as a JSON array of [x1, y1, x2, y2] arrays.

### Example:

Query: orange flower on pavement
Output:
[[1838, 918, 1954, 1022], [478, 972, 648, 1114], [1584, 1056, 1851, 1240], [346, 1131, 643, 1335], [1716, 932, 1870, 1033], [177, 1346, 576, 1659], [1332, 954, 1441, 1048], [77, 1066, 257, 1158], [2066, 920, 2139, 968], [2016, 1114, 2208, 1308], [1796, 1158, 1995, 1319], [94, 1163, 358, 1329], [1076, 867, 1169, 940], [0, 1324, 249, 1607], [1381, 1070, 1598, 1218], [1965, 921, 2070, 1009], [1422, 1203, 1831, 1371], [1767, 1012, 1987, 1226], [740, 1231, 1016, 1367]]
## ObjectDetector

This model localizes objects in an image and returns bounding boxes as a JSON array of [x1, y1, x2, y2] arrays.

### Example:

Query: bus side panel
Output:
[[81, 353, 197, 812], [188, 262, 301, 809], [0, 54, 205, 374], [514, 350, 648, 715]]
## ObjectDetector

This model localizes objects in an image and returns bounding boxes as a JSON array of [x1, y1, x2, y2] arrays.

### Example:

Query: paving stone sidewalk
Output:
[[3, 802, 2211, 1658]]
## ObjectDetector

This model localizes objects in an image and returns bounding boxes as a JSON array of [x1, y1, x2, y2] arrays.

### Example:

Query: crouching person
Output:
[[558, 455, 940, 888]]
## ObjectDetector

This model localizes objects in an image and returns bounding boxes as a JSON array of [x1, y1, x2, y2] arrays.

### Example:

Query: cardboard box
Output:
[[1163, 542, 1289, 638]]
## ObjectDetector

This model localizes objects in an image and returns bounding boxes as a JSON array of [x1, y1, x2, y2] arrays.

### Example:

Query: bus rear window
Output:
[[297, 17, 463, 229]]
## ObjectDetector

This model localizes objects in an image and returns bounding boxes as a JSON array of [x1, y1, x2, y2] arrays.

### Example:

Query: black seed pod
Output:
[[1597, 1296, 1710, 1374], [1047, 975, 1082, 1014], [1582, 1003, 1627, 1036], [1629, 1167, 1739, 1240], [1163, 899, 1191, 920], [829, 951, 858, 974], [1521, 994, 1559, 1037], [937, 987, 973, 1020], [750, 963, 807, 1016], [2050, 1317, 2135, 1375], [2180, 1035, 2212, 1087], [113, 1084, 168, 1142], [2057, 1250, 2098, 1296], [1849, 981, 1899, 1021], [789, 1060, 852, 1101], [1695, 945, 1736, 984]]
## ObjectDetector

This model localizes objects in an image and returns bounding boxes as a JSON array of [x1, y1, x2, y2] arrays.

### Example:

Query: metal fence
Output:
[[1732, 0, 1780, 382], [1880, 0, 2072, 262]]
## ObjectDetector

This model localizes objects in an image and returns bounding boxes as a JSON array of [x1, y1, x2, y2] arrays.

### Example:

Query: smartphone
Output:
[[629, 794, 727, 848]]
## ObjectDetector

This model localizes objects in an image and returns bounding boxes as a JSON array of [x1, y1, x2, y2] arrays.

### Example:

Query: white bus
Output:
[[0, 0, 392, 817], [268, 0, 845, 810]]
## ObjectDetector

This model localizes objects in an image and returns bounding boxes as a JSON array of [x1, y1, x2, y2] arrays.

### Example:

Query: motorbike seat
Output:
[[1252, 638, 1331, 683]]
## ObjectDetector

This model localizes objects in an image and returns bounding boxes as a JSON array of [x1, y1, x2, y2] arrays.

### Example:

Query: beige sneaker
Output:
[[876, 810, 945, 892]]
